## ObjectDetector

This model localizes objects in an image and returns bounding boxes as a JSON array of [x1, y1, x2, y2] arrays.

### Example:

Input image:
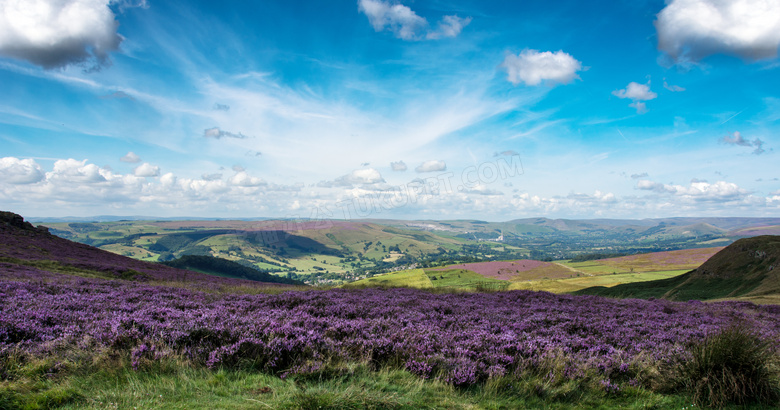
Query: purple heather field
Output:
[[2, 265, 779, 387]]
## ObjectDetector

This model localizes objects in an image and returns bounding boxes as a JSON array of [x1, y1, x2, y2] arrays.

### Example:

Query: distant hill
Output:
[[575, 235, 780, 303], [0, 211, 295, 289], [161, 255, 304, 285]]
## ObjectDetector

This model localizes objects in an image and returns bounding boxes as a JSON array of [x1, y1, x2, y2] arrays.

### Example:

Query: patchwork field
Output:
[[558, 247, 721, 275], [351, 248, 720, 293]]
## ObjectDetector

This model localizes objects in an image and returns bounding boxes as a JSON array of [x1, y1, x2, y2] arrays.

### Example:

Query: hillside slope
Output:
[[161, 255, 304, 285], [575, 235, 780, 302], [0, 211, 294, 289]]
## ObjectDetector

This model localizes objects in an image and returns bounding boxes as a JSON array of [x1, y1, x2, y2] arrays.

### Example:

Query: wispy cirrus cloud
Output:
[[203, 127, 248, 139]]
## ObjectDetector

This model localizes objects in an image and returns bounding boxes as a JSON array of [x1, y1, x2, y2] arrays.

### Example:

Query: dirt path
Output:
[[553, 262, 592, 277]]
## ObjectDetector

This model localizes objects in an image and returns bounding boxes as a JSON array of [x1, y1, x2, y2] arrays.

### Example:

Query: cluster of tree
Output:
[[567, 252, 633, 262], [160, 255, 304, 285]]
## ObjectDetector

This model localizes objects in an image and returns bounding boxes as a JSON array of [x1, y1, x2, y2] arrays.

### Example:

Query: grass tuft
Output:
[[676, 325, 780, 408]]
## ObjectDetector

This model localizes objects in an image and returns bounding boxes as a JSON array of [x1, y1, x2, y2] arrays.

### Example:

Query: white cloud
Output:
[[120, 151, 141, 163], [462, 184, 503, 196], [663, 80, 685, 92], [228, 171, 266, 187], [0, 157, 45, 184], [358, 0, 470, 41], [336, 168, 386, 185], [160, 172, 176, 188], [613, 82, 657, 114], [390, 161, 407, 171], [2, 156, 777, 219], [133, 163, 160, 177], [0, 0, 123, 69], [426, 15, 472, 40], [501, 49, 583, 86], [358, 0, 427, 40], [655, 0, 780, 63], [415, 160, 446, 173], [636, 179, 749, 201], [721, 131, 766, 155], [49, 158, 109, 183], [628, 102, 648, 114], [613, 82, 657, 101], [721, 131, 752, 147], [203, 127, 247, 139]]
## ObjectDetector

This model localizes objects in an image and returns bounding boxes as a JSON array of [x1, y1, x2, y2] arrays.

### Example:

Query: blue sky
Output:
[[0, 0, 779, 220]]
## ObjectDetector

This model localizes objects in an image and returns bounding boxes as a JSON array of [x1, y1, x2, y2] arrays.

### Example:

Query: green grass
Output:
[[574, 271, 769, 301], [344, 268, 513, 291], [344, 269, 432, 289], [562, 261, 622, 275], [0, 356, 697, 410], [288, 256, 348, 274], [424, 269, 507, 290], [671, 325, 780, 408], [509, 270, 690, 294]]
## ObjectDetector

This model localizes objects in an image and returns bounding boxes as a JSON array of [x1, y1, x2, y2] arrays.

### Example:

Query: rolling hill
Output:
[[0, 211, 300, 291], [575, 235, 780, 303]]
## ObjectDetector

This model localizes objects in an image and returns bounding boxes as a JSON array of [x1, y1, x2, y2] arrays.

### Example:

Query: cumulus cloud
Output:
[[630, 172, 649, 179], [47, 158, 110, 183], [415, 160, 447, 173], [0, 157, 45, 184], [721, 131, 766, 155], [228, 171, 266, 187], [358, 0, 470, 41], [336, 168, 386, 185], [120, 151, 141, 163], [501, 49, 583, 86], [613, 82, 657, 114], [133, 163, 160, 177], [636, 179, 749, 201], [203, 127, 247, 139], [655, 0, 780, 64], [390, 161, 407, 171], [0, 0, 123, 69], [160, 172, 176, 188]]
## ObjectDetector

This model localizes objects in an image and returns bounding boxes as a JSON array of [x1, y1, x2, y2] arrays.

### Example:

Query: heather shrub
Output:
[[677, 325, 780, 408]]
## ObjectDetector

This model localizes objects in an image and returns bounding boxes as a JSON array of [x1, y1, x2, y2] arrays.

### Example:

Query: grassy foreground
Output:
[[5, 325, 779, 409], [2, 357, 696, 410]]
